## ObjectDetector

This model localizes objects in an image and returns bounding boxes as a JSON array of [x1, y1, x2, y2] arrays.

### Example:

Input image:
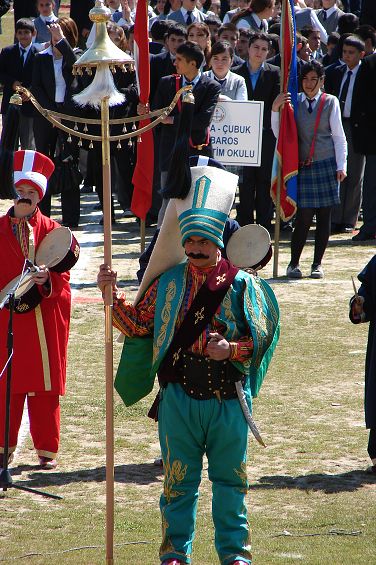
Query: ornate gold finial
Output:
[[73, 0, 134, 72], [10, 93, 23, 105], [89, 0, 112, 23], [182, 91, 195, 105]]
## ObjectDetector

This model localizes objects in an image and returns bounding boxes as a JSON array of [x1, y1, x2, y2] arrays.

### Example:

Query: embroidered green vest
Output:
[[115, 262, 279, 408]]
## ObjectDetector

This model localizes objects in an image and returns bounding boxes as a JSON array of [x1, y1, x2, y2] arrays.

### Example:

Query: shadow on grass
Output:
[[252, 470, 376, 494], [7, 463, 163, 492]]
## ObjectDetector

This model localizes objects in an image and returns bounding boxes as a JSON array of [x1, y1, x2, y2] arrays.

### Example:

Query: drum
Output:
[[35, 226, 80, 272], [0, 273, 42, 314], [0, 227, 79, 314], [226, 224, 272, 270]]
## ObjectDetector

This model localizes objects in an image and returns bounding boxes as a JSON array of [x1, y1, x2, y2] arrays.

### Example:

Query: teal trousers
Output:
[[158, 383, 252, 565]]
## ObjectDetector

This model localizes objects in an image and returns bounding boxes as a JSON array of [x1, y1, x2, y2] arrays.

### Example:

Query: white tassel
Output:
[[73, 65, 125, 109]]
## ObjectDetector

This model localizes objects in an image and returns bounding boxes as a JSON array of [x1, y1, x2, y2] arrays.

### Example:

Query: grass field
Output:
[[0, 6, 376, 565], [0, 190, 375, 565]]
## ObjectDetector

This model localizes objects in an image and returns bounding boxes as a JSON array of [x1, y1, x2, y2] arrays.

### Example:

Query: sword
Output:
[[235, 381, 266, 448]]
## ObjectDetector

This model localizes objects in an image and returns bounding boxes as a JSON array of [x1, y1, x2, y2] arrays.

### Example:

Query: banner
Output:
[[210, 100, 264, 166]]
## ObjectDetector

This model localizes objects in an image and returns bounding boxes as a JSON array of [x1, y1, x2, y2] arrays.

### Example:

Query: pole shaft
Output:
[[101, 97, 114, 564], [140, 219, 146, 253], [273, 166, 282, 278]]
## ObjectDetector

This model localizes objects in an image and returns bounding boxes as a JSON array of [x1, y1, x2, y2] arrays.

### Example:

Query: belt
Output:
[[175, 351, 245, 401]]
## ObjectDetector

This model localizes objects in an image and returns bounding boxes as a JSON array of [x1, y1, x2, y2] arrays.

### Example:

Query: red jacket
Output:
[[0, 208, 71, 395]]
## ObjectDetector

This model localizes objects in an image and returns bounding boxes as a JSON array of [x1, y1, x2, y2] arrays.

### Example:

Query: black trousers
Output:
[[236, 129, 275, 231], [34, 115, 80, 226], [368, 428, 376, 461]]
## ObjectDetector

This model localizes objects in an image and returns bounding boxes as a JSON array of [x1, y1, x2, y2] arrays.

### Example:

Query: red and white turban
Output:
[[13, 150, 55, 200]]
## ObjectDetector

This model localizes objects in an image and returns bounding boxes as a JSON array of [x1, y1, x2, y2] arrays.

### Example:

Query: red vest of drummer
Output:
[[0, 150, 80, 470]]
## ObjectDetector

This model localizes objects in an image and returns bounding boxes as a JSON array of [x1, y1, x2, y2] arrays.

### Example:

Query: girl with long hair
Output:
[[231, 0, 275, 31]]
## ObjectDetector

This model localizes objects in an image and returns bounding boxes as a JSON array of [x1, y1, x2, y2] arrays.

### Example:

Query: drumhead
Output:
[[36, 226, 79, 272], [226, 224, 272, 270], [0, 272, 34, 303], [0, 272, 42, 314], [36, 227, 72, 269]]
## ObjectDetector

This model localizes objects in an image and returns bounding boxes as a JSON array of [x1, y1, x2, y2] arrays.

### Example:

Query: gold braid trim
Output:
[[35, 305, 51, 391]]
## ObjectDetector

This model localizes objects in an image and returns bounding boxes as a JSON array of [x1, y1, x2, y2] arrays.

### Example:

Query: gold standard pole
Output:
[[101, 94, 114, 565]]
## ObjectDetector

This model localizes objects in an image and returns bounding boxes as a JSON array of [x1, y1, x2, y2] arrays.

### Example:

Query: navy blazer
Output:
[[70, 0, 95, 33], [0, 43, 37, 117], [150, 51, 176, 101], [152, 73, 221, 170], [31, 42, 79, 112], [232, 61, 280, 129], [333, 55, 376, 155], [360, 0, 376, 27], [324, 63, 362, 125]]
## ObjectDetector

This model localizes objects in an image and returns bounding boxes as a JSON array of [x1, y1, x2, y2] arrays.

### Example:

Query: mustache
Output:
[[16, 198, 32, 205], [186, 251, 210, 260]]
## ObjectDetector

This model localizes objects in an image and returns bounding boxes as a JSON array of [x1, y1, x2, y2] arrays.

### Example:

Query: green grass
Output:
[[0, 12, 375, 560], [1, 231, 375, 565]]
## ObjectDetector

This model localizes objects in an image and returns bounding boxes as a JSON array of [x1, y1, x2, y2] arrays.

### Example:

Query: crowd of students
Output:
[[0, 0, 376, 255]]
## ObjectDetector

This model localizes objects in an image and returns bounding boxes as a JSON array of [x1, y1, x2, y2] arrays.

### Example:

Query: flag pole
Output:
[[273, 164, 282, 278], [273, 0, 287, 279], [140, 218, 146, 252]]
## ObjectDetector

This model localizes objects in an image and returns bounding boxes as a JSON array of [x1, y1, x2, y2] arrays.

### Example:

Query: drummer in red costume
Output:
[[0, 150, 78, 470]]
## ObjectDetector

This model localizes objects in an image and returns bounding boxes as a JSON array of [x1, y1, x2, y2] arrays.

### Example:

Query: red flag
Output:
[[131, 0, 154, 220], [270, 0, 298, 221]]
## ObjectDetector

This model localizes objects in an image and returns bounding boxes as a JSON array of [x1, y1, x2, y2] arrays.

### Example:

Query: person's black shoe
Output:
[[343, 224, 354, 233], [80, 185, 94, 193], [62, 222, 79, 229], [331, 223, 342, 234], [135, 215, 157, 228], [352, 231, 376, 242]]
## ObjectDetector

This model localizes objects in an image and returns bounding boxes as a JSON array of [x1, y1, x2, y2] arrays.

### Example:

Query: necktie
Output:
[[339, 70, 352, 115], [323, 10, 327, 21], [215, 77, 226, 87], [20, 47, 26, 65], [186, 10, 193, 24], [259, 21, 263, 30], [307, 98, 314, 114]]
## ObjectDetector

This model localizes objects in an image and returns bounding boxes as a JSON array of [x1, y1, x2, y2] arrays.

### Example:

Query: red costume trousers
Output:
[[0, 393, 60, 458]]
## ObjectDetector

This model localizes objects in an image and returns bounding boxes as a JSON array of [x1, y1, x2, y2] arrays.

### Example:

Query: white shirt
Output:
[[204, 69, 248, 101], [295, 6, 328, 44], [223, 7, 239, 24], [42, 45, 66, 103], [339, 63, 361, 118], [321, 6, 338, 19], [271, 91, 347, 172], [181, 6, 202, 23], [182, 71, 201, 88], [40, 13, 58, 24], [236, 12, 268, 32]]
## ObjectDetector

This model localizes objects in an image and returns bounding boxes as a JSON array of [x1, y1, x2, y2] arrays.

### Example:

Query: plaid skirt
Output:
[[298, 156, 340, 208]]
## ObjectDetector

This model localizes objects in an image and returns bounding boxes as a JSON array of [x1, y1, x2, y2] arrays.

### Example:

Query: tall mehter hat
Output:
[[176, 163, 237, 249], [13, 150, 55, 200], [135, 160, 238, 303]]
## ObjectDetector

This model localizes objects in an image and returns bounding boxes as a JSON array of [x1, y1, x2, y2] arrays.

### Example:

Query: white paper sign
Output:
[[210, 100, 264, 166]]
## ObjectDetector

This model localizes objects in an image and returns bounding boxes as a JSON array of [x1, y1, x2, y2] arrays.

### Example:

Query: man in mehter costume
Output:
[[0, 150, 78, 470], [98, 149, 279, 564], [350, 258, 376, 474]]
